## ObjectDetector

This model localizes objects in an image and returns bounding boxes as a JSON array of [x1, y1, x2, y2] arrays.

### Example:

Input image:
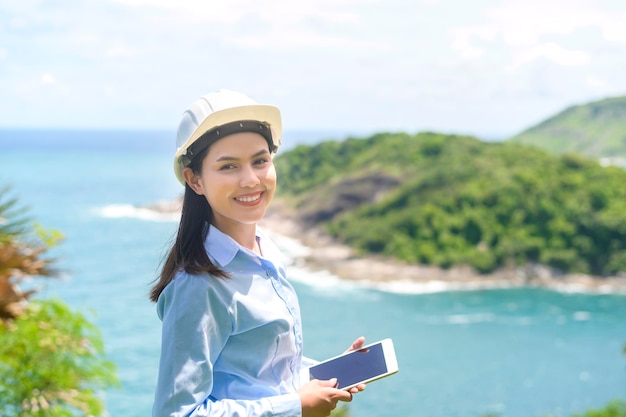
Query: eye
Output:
[[219, 163, 237, 171], [253, 157, 270, 166]]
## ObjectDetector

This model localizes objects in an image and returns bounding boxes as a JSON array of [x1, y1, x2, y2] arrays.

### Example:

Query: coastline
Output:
[[259, 201, 626, 295], [141, 199, 626, 294]]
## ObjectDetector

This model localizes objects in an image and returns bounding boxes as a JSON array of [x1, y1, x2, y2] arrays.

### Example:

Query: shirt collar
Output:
[[205, 224, 263, 267]]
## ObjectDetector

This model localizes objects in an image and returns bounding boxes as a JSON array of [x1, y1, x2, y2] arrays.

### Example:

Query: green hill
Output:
[[275, 132, 626, 276], [509, 96, 626, 158]]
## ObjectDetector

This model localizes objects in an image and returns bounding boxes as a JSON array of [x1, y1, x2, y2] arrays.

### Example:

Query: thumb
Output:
[[321, 378, 338, 388]]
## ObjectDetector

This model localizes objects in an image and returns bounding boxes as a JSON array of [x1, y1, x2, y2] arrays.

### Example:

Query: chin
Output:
[[239, 212, 267, 225]]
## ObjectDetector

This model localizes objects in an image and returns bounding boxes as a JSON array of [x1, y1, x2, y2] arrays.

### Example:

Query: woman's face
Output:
[[184, 131, 276, 234]]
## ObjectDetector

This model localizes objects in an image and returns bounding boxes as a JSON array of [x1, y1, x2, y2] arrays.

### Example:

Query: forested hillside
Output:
[[509, 95, 626, 158], [275, 132, 626, 276]]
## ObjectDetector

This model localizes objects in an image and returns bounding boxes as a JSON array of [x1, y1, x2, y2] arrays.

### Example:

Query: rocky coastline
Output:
[[259, 202, 626, 294], [145, 199, 626, 294]]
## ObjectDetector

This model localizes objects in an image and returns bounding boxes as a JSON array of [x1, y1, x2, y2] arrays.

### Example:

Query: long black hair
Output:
[[149, 148, 229, 302]]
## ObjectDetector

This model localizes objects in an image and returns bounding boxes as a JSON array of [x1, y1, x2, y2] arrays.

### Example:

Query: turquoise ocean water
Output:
[[0, 130, 625, 417]]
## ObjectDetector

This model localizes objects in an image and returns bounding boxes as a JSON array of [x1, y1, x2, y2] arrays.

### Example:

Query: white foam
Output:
[[269, 229, 527, 295], [94, 206, 626, 295], [445, 313, 496, 324], [285, 263, 524, 295], [268, 231, 312, 259], [573, 311, 591, 321], [362, 278, 521, 294], [288, 266, 359, 292], [96, 204, 180, 222], [549, 281, 625, 295]]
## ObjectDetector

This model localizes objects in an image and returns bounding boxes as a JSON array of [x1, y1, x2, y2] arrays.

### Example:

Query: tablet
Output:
[[301, 338, 399, 391]]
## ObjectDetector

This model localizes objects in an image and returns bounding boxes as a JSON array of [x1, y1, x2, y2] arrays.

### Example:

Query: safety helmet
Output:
[[173, 89, 282, 185]]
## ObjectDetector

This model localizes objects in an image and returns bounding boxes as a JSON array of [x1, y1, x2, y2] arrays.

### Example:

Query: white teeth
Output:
[[236, 194, 261, 202]]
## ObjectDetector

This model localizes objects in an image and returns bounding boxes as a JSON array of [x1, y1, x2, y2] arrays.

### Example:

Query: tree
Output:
[[0, 186, 60, 319], [0, 300, 118, 417], [0, 185, 118, 416]]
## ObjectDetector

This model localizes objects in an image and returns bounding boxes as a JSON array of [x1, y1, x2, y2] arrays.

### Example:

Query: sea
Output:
[[0, 129, 625, 417]]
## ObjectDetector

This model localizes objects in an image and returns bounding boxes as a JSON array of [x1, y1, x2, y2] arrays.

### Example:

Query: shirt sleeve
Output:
[[152, 273, 302, 417], [189, 393, 302, 417], [301, 356, 319, 368]]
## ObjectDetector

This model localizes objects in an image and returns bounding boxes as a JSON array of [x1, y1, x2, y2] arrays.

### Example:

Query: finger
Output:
[[336, 390, 353, 403], [319, 378, 338, 388], [347, 336, 366, 352], [351, 336, 365, 350], [348, 384, 366, 393], [348, 385, 362, 394]]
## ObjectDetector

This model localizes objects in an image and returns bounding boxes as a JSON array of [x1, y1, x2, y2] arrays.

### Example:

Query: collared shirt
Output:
[[152, 225, 306, 417]]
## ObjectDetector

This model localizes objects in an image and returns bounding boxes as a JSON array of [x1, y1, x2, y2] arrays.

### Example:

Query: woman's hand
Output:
[[298, 336, 369, 417], [298, 378, 352, 417]]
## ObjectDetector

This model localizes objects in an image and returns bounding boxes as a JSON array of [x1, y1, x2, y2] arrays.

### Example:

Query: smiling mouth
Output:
[[235, 193, 262, 203]]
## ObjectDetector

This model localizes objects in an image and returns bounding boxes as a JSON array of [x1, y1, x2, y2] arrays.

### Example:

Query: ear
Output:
[[182, 167, 205, 195]]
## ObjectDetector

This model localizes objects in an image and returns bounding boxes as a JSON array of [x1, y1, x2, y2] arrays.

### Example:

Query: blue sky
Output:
[[1, 0, 625, 139]]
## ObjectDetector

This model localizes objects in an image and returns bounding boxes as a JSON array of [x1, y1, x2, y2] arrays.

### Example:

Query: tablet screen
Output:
[[308, 342, 387, 389]]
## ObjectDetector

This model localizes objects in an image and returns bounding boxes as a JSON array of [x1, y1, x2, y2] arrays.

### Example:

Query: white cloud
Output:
[[229, 30, 387, 50], [602, 13, 626, 42], [507, 42, 590, 71], [106, 45, 137, 57], [450, 25, 497, 59], [485, 3, 597, 46], [586, 75, 607, 89], [40, 73, 56, 85], [451, 1, 626, 63], [106, 0, 382, 52], [111, 0, 368, 25], [1, 0, 625, 134], [9, 17, 27, 29], [444, 0, 625, 118]]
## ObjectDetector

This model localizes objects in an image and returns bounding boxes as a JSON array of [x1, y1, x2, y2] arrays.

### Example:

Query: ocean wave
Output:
[[573, 311, 591, 321], [361, 278, 521, 295], [288, 266, 361, 293], [549, 281, 623, 295], [269, 232, 312, 259], [286, 264, 522, 295], [444, 313, 497, 324], [95, 204, 180, 222]]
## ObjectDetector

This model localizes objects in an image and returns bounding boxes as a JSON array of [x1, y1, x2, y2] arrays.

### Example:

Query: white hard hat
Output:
[[173, 89, 282, 185]]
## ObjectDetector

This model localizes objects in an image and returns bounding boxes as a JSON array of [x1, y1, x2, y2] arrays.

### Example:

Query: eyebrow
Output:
[[215, 149, 269, 162]]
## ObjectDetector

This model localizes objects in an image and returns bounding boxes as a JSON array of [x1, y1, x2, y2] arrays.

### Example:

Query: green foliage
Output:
[[276, 132, 626, 276], [0, 185, 29, 242], [0, 186, 60, 319], [276, 131, 440, 196], [33, 222, 64, 248], [0, 185, 118, 416], [509, 96, 626, 158], [570, 400, 626, 417], [0, 299, 119, 417], [479, 400, 626, 417]]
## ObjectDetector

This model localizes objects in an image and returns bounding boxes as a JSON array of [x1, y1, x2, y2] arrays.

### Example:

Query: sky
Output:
[[1, 0, 625, 139]]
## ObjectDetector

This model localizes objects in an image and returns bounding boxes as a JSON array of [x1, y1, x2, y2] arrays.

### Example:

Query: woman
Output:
[[150, 89, 365, 417]]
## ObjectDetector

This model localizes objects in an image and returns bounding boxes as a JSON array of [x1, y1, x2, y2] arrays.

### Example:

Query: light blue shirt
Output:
[[153, 225, 309, 417]]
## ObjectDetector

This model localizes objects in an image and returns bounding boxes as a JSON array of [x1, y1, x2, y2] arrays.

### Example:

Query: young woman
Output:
[[149, 89, 365, 417]]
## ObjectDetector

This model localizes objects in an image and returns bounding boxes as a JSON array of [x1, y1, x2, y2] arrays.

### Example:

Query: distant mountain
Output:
[[509, 96, 626, 159]]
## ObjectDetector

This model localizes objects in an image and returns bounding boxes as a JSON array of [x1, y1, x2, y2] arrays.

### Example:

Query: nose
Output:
[[239, 163, 260, 188]]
